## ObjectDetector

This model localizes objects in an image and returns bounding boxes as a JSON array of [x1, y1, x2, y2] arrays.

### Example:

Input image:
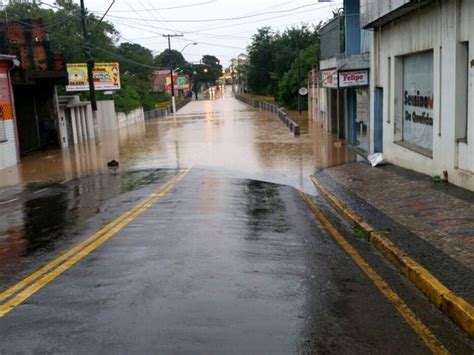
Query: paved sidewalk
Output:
[[315, 162, 474, 303]]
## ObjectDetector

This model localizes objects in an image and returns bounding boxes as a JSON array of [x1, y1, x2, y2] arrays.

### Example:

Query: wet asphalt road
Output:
[[0, 90, 472, 353]]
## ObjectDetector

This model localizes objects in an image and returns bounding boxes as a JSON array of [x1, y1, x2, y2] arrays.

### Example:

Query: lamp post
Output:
[[180, 42, 197, 53]]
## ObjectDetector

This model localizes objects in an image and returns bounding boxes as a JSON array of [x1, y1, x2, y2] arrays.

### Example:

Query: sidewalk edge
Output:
[[310, 175, 474, 337]]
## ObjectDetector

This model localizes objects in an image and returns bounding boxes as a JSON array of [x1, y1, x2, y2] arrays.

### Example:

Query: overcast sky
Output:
[[43, 0, 342, 67]]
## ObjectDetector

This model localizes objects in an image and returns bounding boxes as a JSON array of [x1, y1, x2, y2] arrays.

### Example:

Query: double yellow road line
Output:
[[301, 192, 449, 355], [0, 167, 192, 318]]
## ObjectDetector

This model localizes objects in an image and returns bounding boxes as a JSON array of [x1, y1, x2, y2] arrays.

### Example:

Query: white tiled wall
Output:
[[0, 120, 19, 170]]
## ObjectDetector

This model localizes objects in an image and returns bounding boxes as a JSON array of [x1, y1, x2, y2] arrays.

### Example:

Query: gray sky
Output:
[[44, 0, 342, 66]]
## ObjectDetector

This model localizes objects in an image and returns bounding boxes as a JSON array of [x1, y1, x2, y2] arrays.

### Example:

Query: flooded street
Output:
[[0, 88, 354, 192], [0, 89, 469, 354]]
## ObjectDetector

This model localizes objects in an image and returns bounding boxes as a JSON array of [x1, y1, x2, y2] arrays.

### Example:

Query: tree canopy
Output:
[[246, 24, 321, 108], [118, 43, 154, 79], [154, 49, 187, 69]]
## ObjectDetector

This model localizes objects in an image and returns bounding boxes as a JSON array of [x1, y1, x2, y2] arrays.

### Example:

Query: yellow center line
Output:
[[0, 167, 192, 317], [300, 192, 449, 355]]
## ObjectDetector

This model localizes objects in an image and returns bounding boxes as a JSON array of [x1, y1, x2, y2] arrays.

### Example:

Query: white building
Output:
[[362, 0, 474, 191]]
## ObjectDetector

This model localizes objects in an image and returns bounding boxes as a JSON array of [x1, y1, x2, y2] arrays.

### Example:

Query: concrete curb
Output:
[[234, 94, 300, 136], [144, 98, 192, 120], [310, 175, 474, 337]]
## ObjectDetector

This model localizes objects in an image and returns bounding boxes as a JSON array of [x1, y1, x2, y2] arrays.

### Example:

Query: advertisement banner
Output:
[[402, 51, 434, 151], [320, 69, 338, 88], [151, 70, 170, 92], [165, 75, 190, 92], [66, 63, 121, 92], [339, 69, 369, 88]]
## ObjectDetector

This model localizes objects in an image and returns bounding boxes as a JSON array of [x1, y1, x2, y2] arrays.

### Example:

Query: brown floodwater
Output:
[[0, 87, 355, 193]]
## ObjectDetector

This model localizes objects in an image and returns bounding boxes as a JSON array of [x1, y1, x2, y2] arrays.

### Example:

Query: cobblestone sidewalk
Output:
[[315, 162, 474, 301]]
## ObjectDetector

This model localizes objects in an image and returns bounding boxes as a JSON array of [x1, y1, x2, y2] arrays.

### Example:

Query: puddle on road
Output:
[[0, 169, 176, 283]]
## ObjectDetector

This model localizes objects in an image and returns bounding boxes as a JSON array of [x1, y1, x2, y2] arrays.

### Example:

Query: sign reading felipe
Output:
[[66, 63, 121, 92], [338, 70, 369, 88]]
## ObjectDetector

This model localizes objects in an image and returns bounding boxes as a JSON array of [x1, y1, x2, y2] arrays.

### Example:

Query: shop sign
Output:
[[321, 69, 338, 88], [66, 63, 121, 91], [165, 74, 190, 91], [402, 51, 433, 151], [339, 70, 369, 88]]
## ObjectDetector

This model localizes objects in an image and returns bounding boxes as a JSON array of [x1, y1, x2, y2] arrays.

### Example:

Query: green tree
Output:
[[154, 49, 187, 69], [278, 44, 319, 109], [246, 27, 274, 95], [246, 25, 321, 95], [270, 25, 319, 95], [201, 55, 222, 84], [112, 78, 141, 114], [118, 43, 154, 79], [2, 0, 118, 63]]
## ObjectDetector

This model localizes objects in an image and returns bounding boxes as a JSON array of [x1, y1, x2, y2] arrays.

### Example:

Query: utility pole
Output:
[[231, 61, 235, 94], [80, 0, 100, 144], [163, 34, 183, 114]]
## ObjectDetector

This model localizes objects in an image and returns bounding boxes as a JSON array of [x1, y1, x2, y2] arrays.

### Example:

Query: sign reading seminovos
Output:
[[338, 70, 369, 88], [320, 69, 338, 88], [66, 63, 121, 92], [402, 51, 434, 151]]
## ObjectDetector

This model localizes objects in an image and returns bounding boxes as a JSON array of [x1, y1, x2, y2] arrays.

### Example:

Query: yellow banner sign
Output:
[[66, 63, 121, 92]]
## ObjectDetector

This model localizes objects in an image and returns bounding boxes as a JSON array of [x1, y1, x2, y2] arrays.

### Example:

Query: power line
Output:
[[108, 3, 340, 38], [103, 3, 338, 23], [6, 17, 162, 70], [90, 1, 216, 13], [185, 4, 341, 34], [144, 0, 180, 34]]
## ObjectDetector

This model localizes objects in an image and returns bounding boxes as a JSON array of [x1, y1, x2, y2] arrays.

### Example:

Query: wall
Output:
[[117, 107, 145, 129], [97, 100, 117, 132], [372, 0, 474, 190], [360, 0, 428, 27]]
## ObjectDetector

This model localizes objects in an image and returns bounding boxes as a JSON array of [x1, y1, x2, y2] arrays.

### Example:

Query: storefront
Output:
[[362, 0, 474, 191], [0, 56, 19, 170], [339, 69, 370, 152], [401, 50, 434, 154]]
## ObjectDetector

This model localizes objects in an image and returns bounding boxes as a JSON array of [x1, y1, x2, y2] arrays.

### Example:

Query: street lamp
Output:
[[180, 42, 197, 53]]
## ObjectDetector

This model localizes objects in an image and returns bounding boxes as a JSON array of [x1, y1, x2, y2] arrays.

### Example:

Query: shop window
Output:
[[402, 50, 434, 152]]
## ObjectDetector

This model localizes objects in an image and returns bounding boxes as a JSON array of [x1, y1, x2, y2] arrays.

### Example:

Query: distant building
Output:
[[361, 0, 474, 191], [0, 18, 66, 169]]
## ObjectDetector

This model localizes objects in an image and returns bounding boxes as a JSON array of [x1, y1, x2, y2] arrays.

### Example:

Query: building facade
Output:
[[310, 0, 371, 156], [0, 55, 19, 170], [362, 0, 474, 190]]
